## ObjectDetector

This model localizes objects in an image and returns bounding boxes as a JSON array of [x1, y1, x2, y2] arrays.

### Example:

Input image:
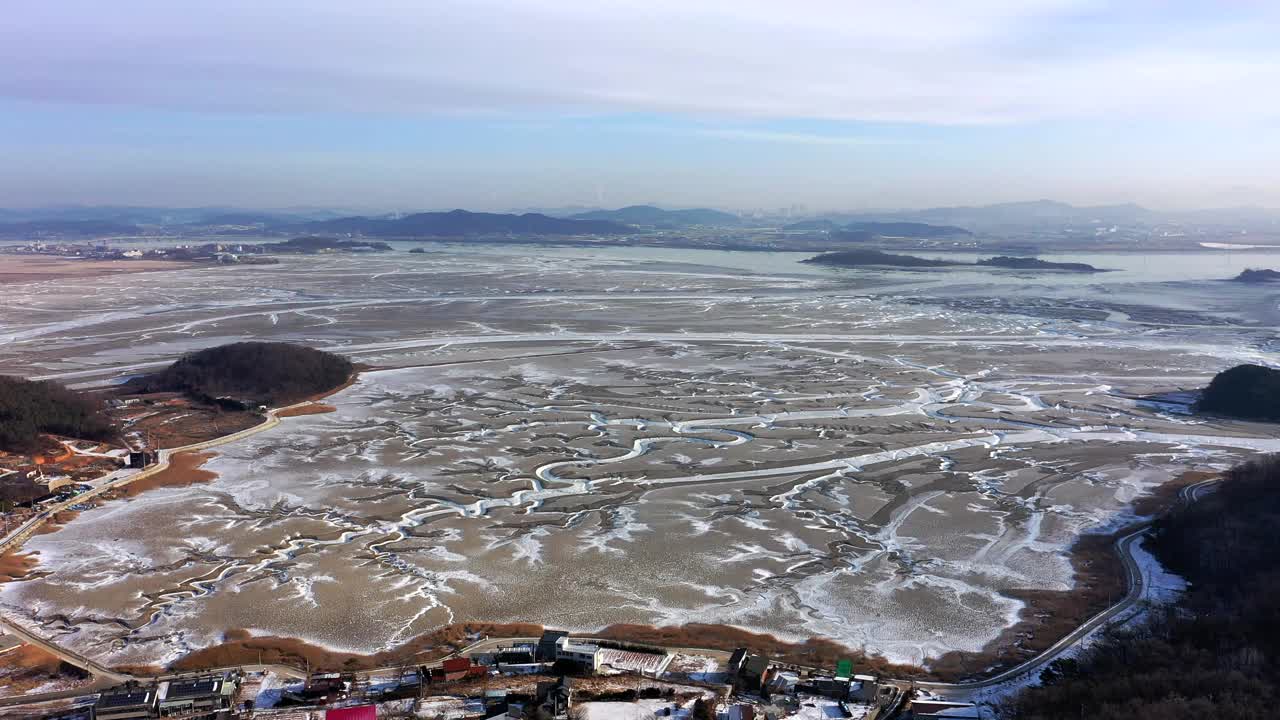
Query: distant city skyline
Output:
[[3, 1, 1278, 211]]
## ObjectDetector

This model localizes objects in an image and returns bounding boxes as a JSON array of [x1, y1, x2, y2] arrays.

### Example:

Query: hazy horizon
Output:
[[4, 1, 1279, 211]]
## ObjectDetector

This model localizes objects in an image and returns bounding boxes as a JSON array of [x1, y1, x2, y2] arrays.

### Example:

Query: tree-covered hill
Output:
[[127, 342, 354, 407], [1196, 364, 1280, 422], [0, 376, 113, 452], [1003, 455, 1280, 719]]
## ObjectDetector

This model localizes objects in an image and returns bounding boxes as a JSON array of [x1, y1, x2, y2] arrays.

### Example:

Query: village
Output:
[[7, 628, 982, 720]]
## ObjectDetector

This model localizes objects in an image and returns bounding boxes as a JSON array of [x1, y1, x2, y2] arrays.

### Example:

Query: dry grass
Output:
[[170, 622, 545, 673], [276, 403, 336, 418], [116, 451, 218, 498]]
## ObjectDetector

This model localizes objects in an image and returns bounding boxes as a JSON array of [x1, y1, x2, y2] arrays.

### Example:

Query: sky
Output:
[[2, 0, 1279, 212]]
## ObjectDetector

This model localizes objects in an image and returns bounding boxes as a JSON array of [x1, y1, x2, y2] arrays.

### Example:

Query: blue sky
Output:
[[2, 1, 1278, 211]]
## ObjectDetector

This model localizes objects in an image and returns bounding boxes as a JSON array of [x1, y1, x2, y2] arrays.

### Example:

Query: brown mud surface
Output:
[[0, 257, 195, 285], [0, 552, 40, 583]]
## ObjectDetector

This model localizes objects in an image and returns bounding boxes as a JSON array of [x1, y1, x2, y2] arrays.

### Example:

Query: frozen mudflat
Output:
[[1, 245, 1278, 668]]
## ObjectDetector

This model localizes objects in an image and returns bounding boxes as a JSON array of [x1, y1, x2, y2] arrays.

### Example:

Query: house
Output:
[[851, 674, 878, 702], [128, 451, 158, 469], [155, 673, 239, 717], [290, 672, 350, 705], [727, 648, 749, 675], [727, 705, 756, 720], [737, 654, 771, 693], [534, 677, 574, 718], [538, 630, 570, 662], [94, 683, 158, 720]]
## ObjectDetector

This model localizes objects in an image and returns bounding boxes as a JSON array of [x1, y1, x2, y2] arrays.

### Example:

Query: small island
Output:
[[1231, 268, 1280, 283], [1196, 364, 1280, 422], [127, 341, 355, 408], [263, 236, 393, 254], [805, 250, 1105, 272], [802, 249, 960, 268], [976, 256, 1106, 272]]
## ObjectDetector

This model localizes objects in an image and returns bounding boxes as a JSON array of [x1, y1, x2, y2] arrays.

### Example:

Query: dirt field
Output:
[[0, 256, 194, 284], [116, 451, 218, 498]]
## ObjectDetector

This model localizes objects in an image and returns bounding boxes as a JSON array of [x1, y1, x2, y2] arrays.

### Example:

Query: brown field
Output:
[[171, 622, 546, 672], [0, 256, 194, 284], [117, 451, 218, 498], [276, 403, 337, 417], [0, 552, 40, 583]]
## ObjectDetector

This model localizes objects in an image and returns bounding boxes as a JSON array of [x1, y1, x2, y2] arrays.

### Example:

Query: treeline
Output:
[[0, 375, 113, 452], [127, 341, 353, 407], [1002, 455, 1280, 719]]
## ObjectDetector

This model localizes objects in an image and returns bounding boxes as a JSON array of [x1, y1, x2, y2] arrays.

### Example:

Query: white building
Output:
[[555, 637, 601, 671]]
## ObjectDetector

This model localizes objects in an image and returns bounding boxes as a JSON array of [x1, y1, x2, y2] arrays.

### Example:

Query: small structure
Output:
[[534, 677, 574, 718], [736, 654, 771, 693], [128, 450, 159, 469], [494, 643, 536, 665], [94, 683, 158, 720], [291, 672, 350, 705], [794, 676, 850, 700], [554, 636, 601, 672], [537, 630, 570, 662], [851, 674, 878, 702], [438, 657, 475, 682], [155, 673, 239, 717]]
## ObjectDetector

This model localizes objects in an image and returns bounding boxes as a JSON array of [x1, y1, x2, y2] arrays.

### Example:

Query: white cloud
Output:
[[2, 0, 1277, 125]]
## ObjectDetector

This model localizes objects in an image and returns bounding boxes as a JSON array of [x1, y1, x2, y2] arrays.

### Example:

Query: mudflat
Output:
[[0, 256, 194, 284]]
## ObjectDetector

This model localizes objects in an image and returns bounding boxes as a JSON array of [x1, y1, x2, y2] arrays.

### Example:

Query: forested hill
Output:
[[0, 376, 113, 452], [1196, 364, 1280, 422], [127, 342, 354, 407], [1003, 455, 1280, 719]]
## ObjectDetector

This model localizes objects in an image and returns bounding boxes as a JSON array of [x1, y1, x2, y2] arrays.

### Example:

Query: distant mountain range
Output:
[[1, 200, 1277, 241], [569, 205, 742, 228], [295, 209, 630, 236], [784, 219, 972, 238], [823, 200, 1280, 231]]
